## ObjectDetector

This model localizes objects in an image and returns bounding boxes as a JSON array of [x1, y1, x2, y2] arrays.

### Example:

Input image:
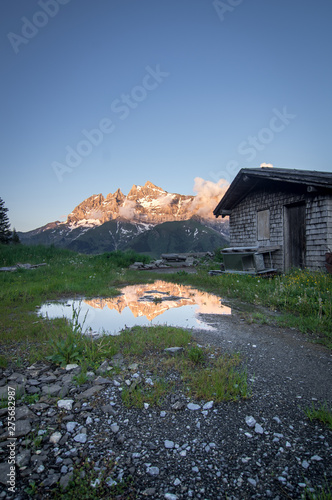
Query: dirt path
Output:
[[195, 311, 332, 404]]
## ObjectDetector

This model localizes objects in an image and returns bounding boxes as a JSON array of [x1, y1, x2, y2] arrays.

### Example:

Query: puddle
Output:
[[37, 280, 231, 336]]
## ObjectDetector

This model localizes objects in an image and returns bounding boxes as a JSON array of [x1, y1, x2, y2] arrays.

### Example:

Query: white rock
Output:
[[165, 494, 178, 500], [174, 478, 181, 486], [49, 431, 62, 444], [57, 399, 74, 411], [160, 411, 166, 417], [144, 403, 150, 410], [311, 455, 322, 461], [302, 460, 310, 469], [74, 433, 87, 443], [146, 466, 159, 476], [66, 422, 78, 433], [111, 424, 119, 434], [65, 364, 79, 371], [187, 403, 200, 411], [164, 347, 184, 354], [145, 378, 154, 386], [254, 423, 264, 434], [165, 440, 174, 449], [245, 416, 256, 428], [203, 401, 214, 410]]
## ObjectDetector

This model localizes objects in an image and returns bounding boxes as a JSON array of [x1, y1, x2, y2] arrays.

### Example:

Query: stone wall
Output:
[[229, 187, 332, 272]]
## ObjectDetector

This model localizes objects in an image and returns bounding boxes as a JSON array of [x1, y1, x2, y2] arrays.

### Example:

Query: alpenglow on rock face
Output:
[[66, 181, 195, 226], [18, 181, 229, 255]]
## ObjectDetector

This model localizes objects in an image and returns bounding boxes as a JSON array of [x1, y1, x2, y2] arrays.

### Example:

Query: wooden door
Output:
[[284, 203, 306, 270]]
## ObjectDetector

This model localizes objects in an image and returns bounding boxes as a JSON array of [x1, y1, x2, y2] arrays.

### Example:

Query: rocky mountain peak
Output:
[[106, 188, 125, 202], [64, 180, 227, 228]]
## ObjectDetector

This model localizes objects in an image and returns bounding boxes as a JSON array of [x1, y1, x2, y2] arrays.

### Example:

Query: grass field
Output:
[[1, 244, 331, 370]]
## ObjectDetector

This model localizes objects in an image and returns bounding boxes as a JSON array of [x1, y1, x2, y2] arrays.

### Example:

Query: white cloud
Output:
[[119, 200, 136, 219], [260, 163, 273, 168], [191, 177, 229, 218]]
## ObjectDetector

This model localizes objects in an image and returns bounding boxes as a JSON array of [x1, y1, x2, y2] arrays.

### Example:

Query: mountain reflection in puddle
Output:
[[38, 280, 231, 336]]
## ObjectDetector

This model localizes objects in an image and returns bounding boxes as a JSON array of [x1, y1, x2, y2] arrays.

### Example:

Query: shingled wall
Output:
[[229, 188, 332, 272]]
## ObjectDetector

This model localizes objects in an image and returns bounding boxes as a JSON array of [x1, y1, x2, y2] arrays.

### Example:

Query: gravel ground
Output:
[[0, 311, 331, 499]]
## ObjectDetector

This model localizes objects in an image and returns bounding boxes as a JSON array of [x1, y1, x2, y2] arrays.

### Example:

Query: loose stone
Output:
[[203, 401, 214, 410], [245, 416, 256, 428], [254, 423, 264, 434], [49, 432, 62, 444], [146, 466, 159, 476], [187, 403, 200, 411], [74, 433, 87, 443], [57, 399, 74, 411]]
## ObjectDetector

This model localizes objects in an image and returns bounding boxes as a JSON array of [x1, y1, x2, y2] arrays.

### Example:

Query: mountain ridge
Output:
[[18, 181, 229, 256]]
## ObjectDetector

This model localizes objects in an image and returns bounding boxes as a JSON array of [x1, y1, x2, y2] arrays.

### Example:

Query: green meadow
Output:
[[1, 244, 331, 367]]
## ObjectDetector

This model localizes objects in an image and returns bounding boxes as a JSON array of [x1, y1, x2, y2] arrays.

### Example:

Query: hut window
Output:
[[257, 209, 270, 240]]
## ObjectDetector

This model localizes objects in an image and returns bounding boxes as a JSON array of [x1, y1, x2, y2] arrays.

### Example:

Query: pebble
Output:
[[203, 401, 214, 410], [74, 433, 87, 443], [66, 422, 78, 433], [187, 403, 200, 411], [146, 466, 160, 476], [57, 399, 74, 410], [254, 423, 264, 434], [245, 416, 256, 427], [49, 432, 62, 444]]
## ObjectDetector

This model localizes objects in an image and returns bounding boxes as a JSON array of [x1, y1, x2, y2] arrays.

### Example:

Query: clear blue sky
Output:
[[1, 0, 332, 231]]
